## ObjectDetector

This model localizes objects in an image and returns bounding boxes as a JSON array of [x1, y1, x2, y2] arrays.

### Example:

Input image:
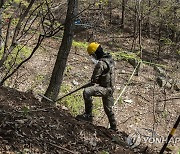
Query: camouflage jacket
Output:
[[91, 53, 115, 91]]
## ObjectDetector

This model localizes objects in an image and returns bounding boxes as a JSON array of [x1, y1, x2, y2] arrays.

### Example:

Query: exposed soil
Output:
[[0, 86, 155, 154]]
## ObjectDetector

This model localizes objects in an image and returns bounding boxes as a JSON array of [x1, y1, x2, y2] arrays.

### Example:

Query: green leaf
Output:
[[21, 106, 30, 115]]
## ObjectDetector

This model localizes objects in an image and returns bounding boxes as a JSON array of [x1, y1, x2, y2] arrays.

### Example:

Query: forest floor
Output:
[[0, 86, 137, 154], [0, 26, 180, 153]]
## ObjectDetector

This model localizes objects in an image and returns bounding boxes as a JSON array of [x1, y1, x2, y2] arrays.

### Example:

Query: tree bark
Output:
[[0, 0, 4, 50], [43, 0, 77, 102], [147, 0, 151, 38], [172, 0, 178, 42], [0, 0, 4, 8], [121, 0, 126, 29], [138, 0, 142, 55], [131, 1, 138, 51], [157, 0, 162, 60], [0, 8, 2, 50], [109, 1, 112, 24]]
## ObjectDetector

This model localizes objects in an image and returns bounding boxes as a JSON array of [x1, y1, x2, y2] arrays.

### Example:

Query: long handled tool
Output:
[[159, 115, 180, 154], [39, 82, 92, 103]]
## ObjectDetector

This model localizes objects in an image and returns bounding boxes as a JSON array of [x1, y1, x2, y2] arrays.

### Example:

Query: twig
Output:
[[12, 0, 35, 44], [119, 111, 152, 124], [47, 142, 76, 154], [136, 93, 150, 102], [159, 97, 180, 102], [15, 107, 54, 113], [19, 3, 42, 39], [0, 17, 12, 67]]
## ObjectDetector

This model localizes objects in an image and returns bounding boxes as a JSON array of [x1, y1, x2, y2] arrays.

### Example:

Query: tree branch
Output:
[[0, 34, 44, 86]]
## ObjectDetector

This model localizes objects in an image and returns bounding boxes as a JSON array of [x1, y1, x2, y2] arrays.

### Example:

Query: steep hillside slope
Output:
[[0, 86, 155, 154]]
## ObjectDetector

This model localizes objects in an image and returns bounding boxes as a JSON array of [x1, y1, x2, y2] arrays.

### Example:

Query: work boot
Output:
[[76, 113, 93, 122], [109, 125, 118, 131], [109, 122, 118, 131]]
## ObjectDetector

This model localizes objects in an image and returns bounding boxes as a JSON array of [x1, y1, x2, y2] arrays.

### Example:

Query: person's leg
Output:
[[76, 85, 107, 122], [102, 96, 117, 131], [83, 87, 93, 115], [83, 85, 108, 114]]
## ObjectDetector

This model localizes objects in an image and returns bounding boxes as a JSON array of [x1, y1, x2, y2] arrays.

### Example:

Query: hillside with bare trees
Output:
[[0, 0, 179, 154]]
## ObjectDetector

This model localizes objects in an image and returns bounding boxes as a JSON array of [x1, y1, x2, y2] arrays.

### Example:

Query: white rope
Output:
[[114, 61, 141, 105]]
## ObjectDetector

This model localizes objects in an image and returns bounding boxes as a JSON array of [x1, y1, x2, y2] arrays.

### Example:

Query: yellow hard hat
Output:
[[87, 42, 100, 55]]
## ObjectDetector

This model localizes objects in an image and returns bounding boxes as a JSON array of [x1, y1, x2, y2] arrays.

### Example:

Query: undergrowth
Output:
[[0, 45, 32, 70], [59, 83, 102, 117], [112, 51, 166, 68], [72, 41, 88, 49]]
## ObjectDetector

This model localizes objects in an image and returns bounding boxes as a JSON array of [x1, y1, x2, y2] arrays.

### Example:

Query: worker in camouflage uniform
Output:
[[76, 42, 117, 131]]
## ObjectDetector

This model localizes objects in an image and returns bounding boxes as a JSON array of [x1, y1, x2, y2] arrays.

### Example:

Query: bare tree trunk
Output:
[[147, 0, 151, 38], [172, 0, 178, 42], [0, 0, 4, 50], [136, 0, 142, 75], [157, 0, 162, 60], [0, 8, 2, 50], [158, 24, 162, 60], [69, 0, 78, 16], [75, 0, 78, 17], [108, 0, 112, 24], [129, 0, 141, 76], [138, 0, 142, 56], [43, 0, 77, 102], [131, 1, 138, 51], [121, 0, 126, 29]]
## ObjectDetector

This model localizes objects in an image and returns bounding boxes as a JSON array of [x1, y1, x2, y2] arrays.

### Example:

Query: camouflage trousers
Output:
[[83, 84, 117, 128]]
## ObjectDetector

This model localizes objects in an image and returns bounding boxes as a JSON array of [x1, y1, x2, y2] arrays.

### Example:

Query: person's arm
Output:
[[91, 61, 107, 84]]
